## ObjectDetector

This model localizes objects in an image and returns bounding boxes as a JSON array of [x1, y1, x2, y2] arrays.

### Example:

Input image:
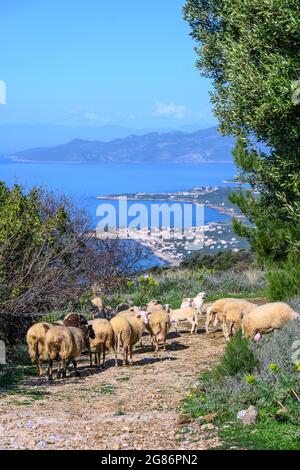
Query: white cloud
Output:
[[69, 105, 99, 123], [153, 101, 188, 120]]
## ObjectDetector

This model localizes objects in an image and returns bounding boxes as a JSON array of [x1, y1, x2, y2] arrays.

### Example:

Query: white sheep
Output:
[[181, 292, 206, 314], [45, 325, 89, 380], [242, 302, 300, 340], [87, 319, 115, 368], [165, 305, 198, 334], [180, 297, 193, 308]]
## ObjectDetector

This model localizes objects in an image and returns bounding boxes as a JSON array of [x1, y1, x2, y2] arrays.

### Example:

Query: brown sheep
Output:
[[87, 319, 115, 368], [117, 307, 149, 355], [222, 300, 256, 340], [63, 312, 88, 328], [45, 325, 91, 380], [146, 309, 170, 352], [26, 322, 52, 376]]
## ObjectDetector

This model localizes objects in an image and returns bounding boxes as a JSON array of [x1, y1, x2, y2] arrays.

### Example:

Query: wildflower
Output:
[[187, 393, 193, 399], [269, 363, 280, 373], [245, 374, 256, 385], [295, 362, 300, 372]]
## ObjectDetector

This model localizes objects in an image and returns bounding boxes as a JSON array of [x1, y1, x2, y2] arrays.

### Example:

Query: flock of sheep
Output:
[[26, 293, 299, 381]]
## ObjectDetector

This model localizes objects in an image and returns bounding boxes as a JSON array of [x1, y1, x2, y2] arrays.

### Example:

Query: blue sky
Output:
[[0, 0, 216, 129]]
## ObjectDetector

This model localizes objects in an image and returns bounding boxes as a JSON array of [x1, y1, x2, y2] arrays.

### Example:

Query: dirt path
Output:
[[0, 319, 225, 450]]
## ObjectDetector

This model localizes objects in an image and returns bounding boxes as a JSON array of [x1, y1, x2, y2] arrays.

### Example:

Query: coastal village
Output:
[[97, 186, 248, 266]]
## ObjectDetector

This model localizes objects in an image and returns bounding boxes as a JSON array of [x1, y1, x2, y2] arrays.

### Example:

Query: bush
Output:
[[217, 332, 258, 377], [180, 250, 256, 272], [105, 266, 268, 311], [183, 321, 300, 449], [0, 183, 98, 343], [267, 257, 300, 301], [0, 183, 148, 343]]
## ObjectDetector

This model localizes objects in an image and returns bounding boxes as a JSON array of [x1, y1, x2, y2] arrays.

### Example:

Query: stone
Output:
[[111, 442, 121, 450], [201, 423, 215, 431], [36, 440, 47, 448], [198, 413, 218, 424], [177, 414, 191, 425], [237, 406, 258, 425]]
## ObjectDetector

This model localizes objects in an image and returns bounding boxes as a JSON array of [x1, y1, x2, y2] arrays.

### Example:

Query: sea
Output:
[[0, 162, 236, 268], [0, 162, 235, 219]]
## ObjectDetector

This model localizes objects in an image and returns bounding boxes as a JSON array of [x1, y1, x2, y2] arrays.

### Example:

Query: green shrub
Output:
[[180, 250, 256, 272], [105, 266, 268, 310], [267, 258, 300, 300], [183, 321, 300, 449], [217, 332, 258, 377]]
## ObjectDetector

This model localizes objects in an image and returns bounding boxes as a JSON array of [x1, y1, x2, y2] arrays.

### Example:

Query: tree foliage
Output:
[[0, 183, 149, 343], [184, 0, 300, 262]]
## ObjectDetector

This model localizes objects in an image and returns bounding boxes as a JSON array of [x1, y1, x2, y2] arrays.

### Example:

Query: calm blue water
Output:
[[0, 162, 235, 227]]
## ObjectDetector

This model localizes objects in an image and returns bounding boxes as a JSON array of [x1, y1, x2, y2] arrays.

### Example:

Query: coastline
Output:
[[93, 186, 247, 266], [96, 186, 242, 219]]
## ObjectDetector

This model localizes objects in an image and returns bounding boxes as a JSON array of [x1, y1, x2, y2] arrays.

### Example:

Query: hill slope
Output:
[[7, 127, 235, 164]]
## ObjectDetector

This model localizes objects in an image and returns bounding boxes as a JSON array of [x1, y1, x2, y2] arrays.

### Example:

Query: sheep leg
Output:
[[193, 317, 198, 334], [37, 357, 44, 377], [114, 350, 118, 367], [211, 314, 219, 337], [122, 348, 127, 367], [72, 359, 81, 377], [191, 320, 197, 334], [48, 359, 54, 381], [62, 359, 70, 378], [102, 347, 106, 369], [222, 319, 230, 341], [195, 315, 198, 333], [129, 345, 133, 365], [56, 360, 63, 379], [231, 324, 237, 337], [205, 316, 210, 334]]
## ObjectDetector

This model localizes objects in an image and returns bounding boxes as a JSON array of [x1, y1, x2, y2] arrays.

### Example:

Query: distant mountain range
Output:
[[6, 127, 235, 164], [0, 123, 207, 155]]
